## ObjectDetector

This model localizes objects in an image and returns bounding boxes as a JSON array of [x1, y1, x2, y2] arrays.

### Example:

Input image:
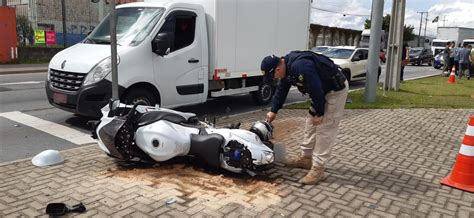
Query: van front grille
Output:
[[50, 69, 85, 91]]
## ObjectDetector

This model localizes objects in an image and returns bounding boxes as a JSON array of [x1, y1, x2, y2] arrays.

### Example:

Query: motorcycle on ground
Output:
[[90, 100, 275, 176]]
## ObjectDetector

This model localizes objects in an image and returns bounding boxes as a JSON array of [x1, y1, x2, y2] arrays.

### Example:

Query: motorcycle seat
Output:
[[137, 111, 197, 127], [189, 133, 224, 168]]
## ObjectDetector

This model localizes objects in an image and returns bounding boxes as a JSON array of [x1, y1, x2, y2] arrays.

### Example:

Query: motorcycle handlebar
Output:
[[126, 102, 142, 121]]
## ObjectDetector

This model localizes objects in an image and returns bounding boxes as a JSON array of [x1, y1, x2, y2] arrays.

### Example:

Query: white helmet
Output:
[[250, 120, 273, 142], [32, 150, 64, 167]]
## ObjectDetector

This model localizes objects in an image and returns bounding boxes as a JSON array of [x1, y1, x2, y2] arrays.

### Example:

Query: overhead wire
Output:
[[311, 6, 370, 17]]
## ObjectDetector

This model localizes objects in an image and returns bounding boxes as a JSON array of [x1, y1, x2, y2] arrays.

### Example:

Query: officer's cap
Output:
[[261, 55, 280, 80]]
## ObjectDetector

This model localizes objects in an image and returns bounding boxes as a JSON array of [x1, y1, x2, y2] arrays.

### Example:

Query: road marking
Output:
[[0, 111, 95, 145], [0, 81, 43, 86]]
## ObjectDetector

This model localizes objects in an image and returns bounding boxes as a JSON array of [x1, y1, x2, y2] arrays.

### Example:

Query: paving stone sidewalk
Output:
[[1, 109, 473, 217]]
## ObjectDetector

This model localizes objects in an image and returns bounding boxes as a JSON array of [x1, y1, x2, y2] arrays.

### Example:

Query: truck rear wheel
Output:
[[252, 81, 274, 105], [123, 88, 157, 106]]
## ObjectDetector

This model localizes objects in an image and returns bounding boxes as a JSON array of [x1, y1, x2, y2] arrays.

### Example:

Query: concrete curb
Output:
[[222, 73, 443, 120], [0, 68, 48, 75]]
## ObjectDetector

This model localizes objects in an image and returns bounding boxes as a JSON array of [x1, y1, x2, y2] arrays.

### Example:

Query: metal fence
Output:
[[5, 0, 141, 47]]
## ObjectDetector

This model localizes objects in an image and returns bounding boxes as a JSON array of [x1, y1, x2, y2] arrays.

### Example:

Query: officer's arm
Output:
[[270, 79, 291, 113], [293, 60, 326, 117]]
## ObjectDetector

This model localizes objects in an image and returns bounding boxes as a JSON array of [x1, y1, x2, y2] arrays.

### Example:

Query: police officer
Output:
[[261, 51, 348, 185]]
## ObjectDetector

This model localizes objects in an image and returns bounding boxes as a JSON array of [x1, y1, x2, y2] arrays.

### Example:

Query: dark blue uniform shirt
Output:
[[271, 56, 328, 117]]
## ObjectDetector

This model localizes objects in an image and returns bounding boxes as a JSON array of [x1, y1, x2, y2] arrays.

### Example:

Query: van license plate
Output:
[[53, 92, 67, 104]]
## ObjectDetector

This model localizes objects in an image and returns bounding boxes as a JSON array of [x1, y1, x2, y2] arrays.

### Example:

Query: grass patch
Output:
[[286, 75, 474, 109]]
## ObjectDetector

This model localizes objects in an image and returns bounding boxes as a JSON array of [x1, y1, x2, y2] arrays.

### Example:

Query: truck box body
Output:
[[436, 27, 474, 46], [146, 0, 310, 80]]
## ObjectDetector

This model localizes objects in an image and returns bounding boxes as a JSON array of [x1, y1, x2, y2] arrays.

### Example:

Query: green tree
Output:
[[364, 14, 415, 42], [403, 25, 415, 42], [16, 16, 34, 46]]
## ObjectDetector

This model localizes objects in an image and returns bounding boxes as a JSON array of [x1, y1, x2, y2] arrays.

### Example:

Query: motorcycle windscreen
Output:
[[98, 118, 127, 160]]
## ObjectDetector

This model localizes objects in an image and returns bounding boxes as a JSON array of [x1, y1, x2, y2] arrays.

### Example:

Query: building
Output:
[[6, 0, 142, 46], [309, 24, 362, 48]]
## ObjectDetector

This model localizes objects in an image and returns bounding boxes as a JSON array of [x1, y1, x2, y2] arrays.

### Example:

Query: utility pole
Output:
[[61, 0, 67, 47], [441, 15, 447, 27], [110, 0, 119, 100], [384, 0, 406, 91], [365, 0, 384, 103], [423, 12, 428, 48], [417, 12, 427, 47]]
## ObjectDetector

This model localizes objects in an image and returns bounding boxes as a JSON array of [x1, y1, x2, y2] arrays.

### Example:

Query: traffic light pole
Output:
[[110, 0, 119, 100], [61, 0, 67, 47], [365, 0, 384, 103]]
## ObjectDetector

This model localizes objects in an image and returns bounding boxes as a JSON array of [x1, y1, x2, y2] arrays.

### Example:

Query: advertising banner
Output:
[[34, 30, 45, 44], [46, 31, 56, 46]]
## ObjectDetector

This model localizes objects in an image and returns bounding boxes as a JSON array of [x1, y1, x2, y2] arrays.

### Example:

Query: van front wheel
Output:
[[252, 81, 274, 105], [123, 88, 157, 106]]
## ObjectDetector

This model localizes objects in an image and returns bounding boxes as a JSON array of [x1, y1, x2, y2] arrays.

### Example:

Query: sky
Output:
[[310, 0, 474, 37]]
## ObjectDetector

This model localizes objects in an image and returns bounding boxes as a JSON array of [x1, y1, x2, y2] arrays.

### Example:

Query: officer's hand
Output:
[[311, 116, 323, 125], [266, 112, 277, 123]]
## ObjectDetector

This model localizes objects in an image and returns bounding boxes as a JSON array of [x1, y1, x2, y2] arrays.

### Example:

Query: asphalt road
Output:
[[0, 64, 441, 163]]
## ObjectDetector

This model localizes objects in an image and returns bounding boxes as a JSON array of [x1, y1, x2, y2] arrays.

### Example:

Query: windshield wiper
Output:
[[83, 38, 96, 44], [94, 39, 122, 46]]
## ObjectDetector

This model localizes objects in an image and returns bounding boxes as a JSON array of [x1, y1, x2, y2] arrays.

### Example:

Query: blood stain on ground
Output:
[[101, 158, 282, 210]]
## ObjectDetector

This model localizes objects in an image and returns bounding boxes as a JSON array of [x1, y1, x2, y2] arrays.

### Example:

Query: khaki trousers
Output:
[[301, 80, 349, 167]]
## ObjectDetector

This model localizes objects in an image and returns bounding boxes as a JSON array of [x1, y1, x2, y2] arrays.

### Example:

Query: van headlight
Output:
[[83, 56, 119, 86]]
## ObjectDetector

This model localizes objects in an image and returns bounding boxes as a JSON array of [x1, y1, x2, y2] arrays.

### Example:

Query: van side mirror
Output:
[[108, 98, 121, 117], [152, 33, 171, 56]]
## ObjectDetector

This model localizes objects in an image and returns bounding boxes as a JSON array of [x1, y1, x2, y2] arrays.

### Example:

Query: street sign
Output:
[[34, 30, 45, 44]]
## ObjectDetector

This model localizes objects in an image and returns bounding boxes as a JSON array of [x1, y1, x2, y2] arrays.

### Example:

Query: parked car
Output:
[[311, 46, 331, 54], [432, 51, 446, 69], [323, 46, 381, 83], [409, 47, 433, 66]]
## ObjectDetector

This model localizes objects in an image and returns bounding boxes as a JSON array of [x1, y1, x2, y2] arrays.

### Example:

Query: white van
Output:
[[46, 0, 310, 117], [463, 38, 474, 47], [431, 39, 450, 55], [359, 29, 387, 50]]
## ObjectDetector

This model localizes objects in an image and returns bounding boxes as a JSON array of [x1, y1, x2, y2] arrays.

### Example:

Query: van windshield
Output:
[[360, 35, 370, 43], [463, 41, 474, 47], [85, 7, 164, 46], [409, 48, 423, 55], [432, 41, 447, 47]]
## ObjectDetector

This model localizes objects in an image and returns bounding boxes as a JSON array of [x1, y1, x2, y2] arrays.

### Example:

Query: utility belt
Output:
[[330, 69, 347, 92], [294, 69, 346, 94]]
